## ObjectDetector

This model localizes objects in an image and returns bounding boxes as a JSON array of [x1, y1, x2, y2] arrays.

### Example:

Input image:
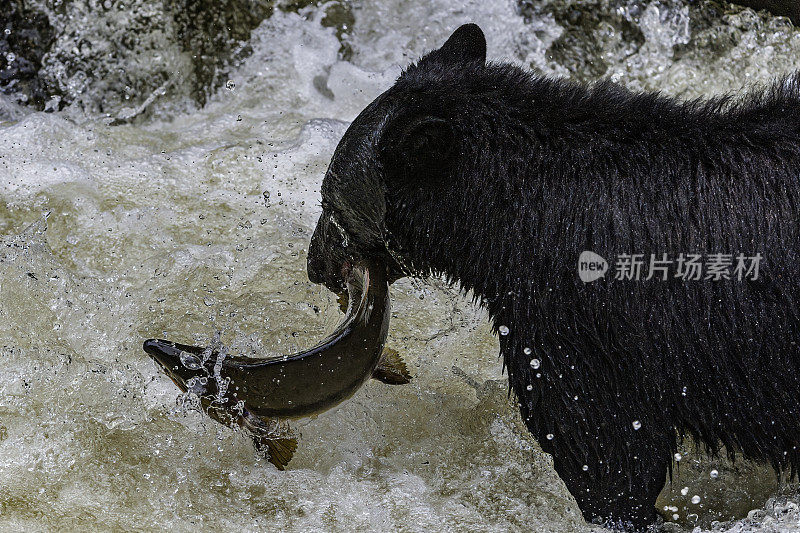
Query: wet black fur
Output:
[[307, 24, 800, 530]]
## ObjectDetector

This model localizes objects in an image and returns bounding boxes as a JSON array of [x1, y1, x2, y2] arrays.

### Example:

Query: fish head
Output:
[[143, 339, 225, 402], [307, 24, 487, 291]]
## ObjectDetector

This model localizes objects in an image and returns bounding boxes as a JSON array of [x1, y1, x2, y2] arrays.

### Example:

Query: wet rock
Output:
[[168, 0, 276, 106], [0, 0, 295, 114], [520, 0, 792, 87], [38, 0, 191, 115], [732, 1, 800, 24], [0, 1, 60, 109], [1, 0, 790, 115], [520, 0, 646, 82], [0, 0, 351, 115]]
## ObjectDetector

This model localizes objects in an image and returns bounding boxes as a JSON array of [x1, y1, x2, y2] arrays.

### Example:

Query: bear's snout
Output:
[[307, 209, 349, 293]]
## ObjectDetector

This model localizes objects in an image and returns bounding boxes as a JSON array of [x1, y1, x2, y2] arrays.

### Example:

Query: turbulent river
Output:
[[2, 0, 800, 531]]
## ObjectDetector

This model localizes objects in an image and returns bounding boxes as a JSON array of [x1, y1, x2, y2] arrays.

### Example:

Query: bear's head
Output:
[[307, 23, 511, 293]]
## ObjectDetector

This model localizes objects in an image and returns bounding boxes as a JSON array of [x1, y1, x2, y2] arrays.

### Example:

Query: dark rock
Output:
[[520, 0, 792, 86], [731, 1, 800, 24], [0, 0, 792, 114], [0, 0, 289, 114], [167, 0, 276, 106], [1, 1, 61, 109], [520, 0, 645, 82]]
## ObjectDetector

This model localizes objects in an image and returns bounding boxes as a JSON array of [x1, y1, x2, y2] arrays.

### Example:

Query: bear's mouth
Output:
[[307, 210, 351, 293], [307, 209, 406, 294], [308, 249, 406, 298]]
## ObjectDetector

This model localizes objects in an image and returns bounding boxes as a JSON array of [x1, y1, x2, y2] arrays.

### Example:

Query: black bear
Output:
[[307, 23, 800, 530]]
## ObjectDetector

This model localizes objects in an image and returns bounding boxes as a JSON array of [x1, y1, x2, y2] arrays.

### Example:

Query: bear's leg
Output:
[[547, 435, 669, 531], [522, 394, 671, 532], [554, 452, 667, 530]]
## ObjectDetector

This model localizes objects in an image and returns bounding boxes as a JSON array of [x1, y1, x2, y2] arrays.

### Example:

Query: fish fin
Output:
[[372, 347, 412, 385], [253, 435, 298, 471], [242, 411, 297, 470]]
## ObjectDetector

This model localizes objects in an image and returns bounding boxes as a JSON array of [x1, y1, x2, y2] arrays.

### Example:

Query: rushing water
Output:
[[2, 0, 800, 531]]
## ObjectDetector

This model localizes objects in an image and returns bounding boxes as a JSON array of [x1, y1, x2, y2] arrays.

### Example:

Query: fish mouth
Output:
[[142, 339, 208, 393], [143, 260, 391, 419]]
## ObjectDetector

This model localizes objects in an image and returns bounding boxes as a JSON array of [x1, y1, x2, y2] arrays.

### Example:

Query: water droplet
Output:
[[498, 325, 509, 335], [582, 465, 588, 471], [523, 347, 532, 355], [674, 453, 682, 461], [672, 514, 679, 521], [225, 80, 235, 90], [179, 352, 201, 370], [710, 469, 719, 479], [680, 486, 689, 496], [3, 29, 10, 36], [526, 384, 533, 391], [546, 433, 554, 440], [691, 495, 701, 505], [632, 420, 642, 430], [530, 359, 541, 369], [6, 52, 16, 63]]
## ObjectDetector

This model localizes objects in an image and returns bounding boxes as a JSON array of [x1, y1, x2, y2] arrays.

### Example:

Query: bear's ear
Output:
[[424, 23, 486, 67], [382, 115, 457, 183]]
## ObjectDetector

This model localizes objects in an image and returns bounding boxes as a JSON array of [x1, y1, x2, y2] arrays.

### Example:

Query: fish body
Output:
[[143, 262, 409, 469]]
